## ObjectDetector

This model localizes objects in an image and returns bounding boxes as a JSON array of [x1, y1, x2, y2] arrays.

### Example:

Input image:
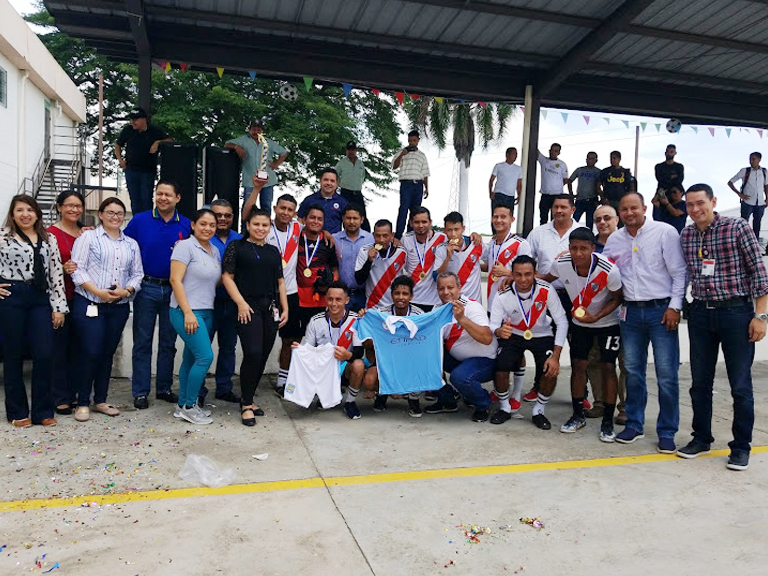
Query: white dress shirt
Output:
[[526, 219, 585, 289]]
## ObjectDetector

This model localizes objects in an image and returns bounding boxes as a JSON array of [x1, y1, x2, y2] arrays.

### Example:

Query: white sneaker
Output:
[[196, 403, 212, 417], [178, 405, 213, 425], [173, 406, 183, 419]]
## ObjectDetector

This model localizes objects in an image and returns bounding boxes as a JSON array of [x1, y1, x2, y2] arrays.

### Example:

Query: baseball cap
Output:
[[346, 140, 357, 150], [129, 107, 148, 119]]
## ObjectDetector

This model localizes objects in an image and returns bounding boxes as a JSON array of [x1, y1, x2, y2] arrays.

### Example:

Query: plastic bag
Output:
[[178, 454, 236, 488]]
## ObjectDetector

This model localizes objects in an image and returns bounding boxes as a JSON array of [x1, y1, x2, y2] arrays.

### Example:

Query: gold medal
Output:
[[490, 275, 498, 283], [419, 272, 426, 280], [281, 259, 287, 268], [374, 244, 383, 251], [523, 330, 533, 341], [574, 306, 586, 319], [449, 238, 460, 245], [303, 268, 312, 278]]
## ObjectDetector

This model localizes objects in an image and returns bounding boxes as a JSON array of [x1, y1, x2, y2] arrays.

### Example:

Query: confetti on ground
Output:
[[44, 563, 60, 573], [519, 517, 544, 530], [252, 453, 269, 460]]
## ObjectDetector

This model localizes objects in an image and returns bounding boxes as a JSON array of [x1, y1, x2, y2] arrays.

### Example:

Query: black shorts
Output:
[[278, 293, 303, 339], [413, 303, 433, 312], [296, 305, 326, 338], [569, 324, 621, 363], [495, 335, 555, 382]]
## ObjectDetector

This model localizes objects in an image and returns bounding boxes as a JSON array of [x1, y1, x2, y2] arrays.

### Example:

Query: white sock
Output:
[[496, 390, 511, 413], [278, 369, 288, 387], [344, 387, 359, 403], [511, 369, 525, 401], [532, 393, 550, 416]]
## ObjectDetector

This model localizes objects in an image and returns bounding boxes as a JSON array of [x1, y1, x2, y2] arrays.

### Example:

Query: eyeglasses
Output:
[[62, 203, 83, 210], [103, 210, 125, 219], [214, 213, 234, 220], [594, 215, 616, 222]]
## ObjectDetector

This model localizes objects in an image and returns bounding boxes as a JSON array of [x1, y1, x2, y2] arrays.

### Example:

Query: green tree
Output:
[[25, 7, 402, 192]]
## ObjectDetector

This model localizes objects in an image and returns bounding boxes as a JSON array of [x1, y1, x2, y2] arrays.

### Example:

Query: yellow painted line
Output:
[[2, 446, 765, 512]]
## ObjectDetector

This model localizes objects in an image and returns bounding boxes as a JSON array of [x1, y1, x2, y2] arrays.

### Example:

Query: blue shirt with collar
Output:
[[124, 208, 191, 279], [333, 228, 373, 291], [210, 228, 242, 298], [297, 191, 348, 233]]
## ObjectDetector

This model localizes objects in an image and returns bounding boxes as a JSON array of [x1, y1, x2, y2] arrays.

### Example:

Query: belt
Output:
[[624, 297, 671, 308], [692, 297, 750, 310], [143, 275, 171, 286], [400, 179, 423, 184]]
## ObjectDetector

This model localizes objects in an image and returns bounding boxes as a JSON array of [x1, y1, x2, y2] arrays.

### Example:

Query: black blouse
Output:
[[222, 239, 282, 301]]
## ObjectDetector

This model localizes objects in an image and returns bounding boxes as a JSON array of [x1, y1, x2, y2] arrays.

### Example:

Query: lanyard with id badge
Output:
[[699, 232, 715, 276]]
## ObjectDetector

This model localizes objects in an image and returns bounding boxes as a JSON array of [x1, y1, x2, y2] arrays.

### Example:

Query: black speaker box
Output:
[[159, 142, 198, 220], [203, 146, 241, 227]]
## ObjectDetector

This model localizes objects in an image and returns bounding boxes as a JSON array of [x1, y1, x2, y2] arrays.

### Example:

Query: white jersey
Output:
[[489, 281, 569, 347], [433, 237, 483, 303], [267, 221, 302, 295], [303, 311, 361, 349], [548, 253, 622, 328], [284, 343, 342, 409], [440, 297, 497, 361], [354, 243, 407, 310], [401, 230, 447, 307], [482, 232, 532, 311]]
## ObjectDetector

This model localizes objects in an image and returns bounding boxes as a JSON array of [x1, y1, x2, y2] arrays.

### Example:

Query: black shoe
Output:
[[532, 413, 552, 430], [55, 405, 74, 415], [133, 395, 149, 410], [424, 401, 459, 414], [408, 399, 423, 418], [676, 440, 711, 459], [373, 394, 388, 412], [490, 410, 512, 425], [726, 450, 749, 471], [155, 391, 179, 403], [274, 386, 285, 398], [215, 390, 242, 403], [471, 408, 490, 422], [241, 405, 256, 427], [424, 391, 438, 402]]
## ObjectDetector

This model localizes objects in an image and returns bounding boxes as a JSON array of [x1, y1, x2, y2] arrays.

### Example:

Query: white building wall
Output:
[[24, 80, 47, 178], [0, 51, 20, 213]]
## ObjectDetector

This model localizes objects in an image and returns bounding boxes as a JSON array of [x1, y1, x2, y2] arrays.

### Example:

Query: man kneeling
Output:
[[425, 272, 497, 422], [489, 256, 568, 429]]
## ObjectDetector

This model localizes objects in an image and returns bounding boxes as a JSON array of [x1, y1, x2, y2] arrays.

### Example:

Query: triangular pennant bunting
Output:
[[604, 117, 610, 124], [561, 112, 569, 123], [434, 96, 444, 103], [410, 94, 420, 100], [372, 88, 380, 97], [640, 122, 647, 132], [726, 128, 732, 138], [395, 92, 405, 105], [622, 120, 629, 128], [541, 110, 548, 119], [342, 83, 352, 97], [164, 61, 171, 73], [759, 129, 764, 139], [692, 126, 698, 134], [708, 127, 715, 136], [216, 67, 224, 78], [583, 115, 590, 125], [179, 63, 188, 72], [248, 71, 257, 79], [478, 101, 487, 108], [303, 77, 313, 92], [655, 124, 661, 132]]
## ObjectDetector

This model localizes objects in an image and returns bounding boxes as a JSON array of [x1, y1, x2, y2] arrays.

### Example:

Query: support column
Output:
[[518, 85, 540, 236], [139, 53, 151, 114]]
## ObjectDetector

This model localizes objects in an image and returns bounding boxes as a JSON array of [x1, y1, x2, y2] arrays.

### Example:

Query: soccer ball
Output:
[[666, 118, 682, 133], [279, 83, 299, 101]]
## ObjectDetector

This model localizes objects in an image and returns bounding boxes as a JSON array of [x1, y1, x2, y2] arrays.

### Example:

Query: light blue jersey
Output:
[[355, 305, 454, 394]]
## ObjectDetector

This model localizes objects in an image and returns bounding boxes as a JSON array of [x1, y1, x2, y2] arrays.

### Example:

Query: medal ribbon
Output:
[[576, 254, 598, 309], [510, 285, 550, 332], [303, 232, 321, 270], [410, 231, 446, 283]]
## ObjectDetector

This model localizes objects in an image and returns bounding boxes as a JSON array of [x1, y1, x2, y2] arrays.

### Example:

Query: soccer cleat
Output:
[[560, 415, 587, 434], [676, 440, 711, 459], [523, 388, 538, 402], [599, 422, 616, 443], [490, 410, 512, 425], [424, 402, 459, 414], [408, 399, 423, 418], [343, 402, 361, 420]]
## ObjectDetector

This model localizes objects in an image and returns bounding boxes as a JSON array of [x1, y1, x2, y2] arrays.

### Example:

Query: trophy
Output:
[[252, 132, 270, 185]]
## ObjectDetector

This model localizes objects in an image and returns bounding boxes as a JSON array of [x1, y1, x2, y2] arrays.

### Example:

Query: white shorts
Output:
[[285, 343, 342, 409]]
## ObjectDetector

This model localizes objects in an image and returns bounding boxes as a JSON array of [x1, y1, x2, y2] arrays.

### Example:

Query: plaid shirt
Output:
[[680, 214, 768, 301]]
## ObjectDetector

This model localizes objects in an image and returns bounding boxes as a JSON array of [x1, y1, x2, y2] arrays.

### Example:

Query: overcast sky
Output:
[[10, 0, 756, 233]]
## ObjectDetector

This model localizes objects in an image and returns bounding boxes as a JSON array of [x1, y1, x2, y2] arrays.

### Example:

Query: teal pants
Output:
[[169, 307, 215, 407]]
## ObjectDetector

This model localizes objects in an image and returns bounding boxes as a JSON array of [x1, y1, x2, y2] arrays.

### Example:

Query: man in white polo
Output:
[[537, 143, 569, 225], [489, 147, 522, 218]]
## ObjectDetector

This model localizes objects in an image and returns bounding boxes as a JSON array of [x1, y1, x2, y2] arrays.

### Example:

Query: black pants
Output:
[[340, 188, 370, 231], [51, 300, 78, 407], [539, 194, 558, 224], [236, 299, 278, 405]]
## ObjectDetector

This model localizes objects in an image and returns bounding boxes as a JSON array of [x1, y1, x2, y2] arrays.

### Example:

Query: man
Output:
[[434, 212, 483, 303], [295, 206, 339, 334], [489, 147, 522, 217], [393, 130, 430, 238], [545, 229, 623, 441], [124, 180, 191, 409], [677, 184, 768, 471], [333, 205, 373, 312], [652, 184, 687, 233], [354, 219, 407, 310], [489, 256, 568, 429], [226, 119, 288, 218], [537, 144, 569, 225], [401, 207, 446, 312], [425, 272, 497, 422], [567, 151, 601, 229], [114, 107, 172, 215], [335, 141, 369, 231], [297, 168, 348, 234], [728, 152, 768, 241], [598, 151, 633, 215], [603, 192, 687, 453], [206, 199, 242, 405], [291, 282, 367, 420], [654, 144, 684, 196], [482, 204, 532, 312]]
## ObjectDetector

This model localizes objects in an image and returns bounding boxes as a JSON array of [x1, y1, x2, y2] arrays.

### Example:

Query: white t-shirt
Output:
[[433, 237, 483, 303], [492, 162, 523, 197], [548, 253, 622, 328], [538, 153, 568, 195], [441, 297, 498, 361], [730, 167, 768, 207], [266, 221, 302, 295], [354, 243, 407, 309], [402, 230, 446, 307]]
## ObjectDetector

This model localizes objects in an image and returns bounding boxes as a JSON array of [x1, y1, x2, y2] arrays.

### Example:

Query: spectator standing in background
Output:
[[654, 144, 684, 196], [335, 141, 370, 231], [568, 151, 601, 229], [728, 152, 768, 243], [393, 130, 430, 239], [537, 144, 569, 224], [489, 147, 522, 218]]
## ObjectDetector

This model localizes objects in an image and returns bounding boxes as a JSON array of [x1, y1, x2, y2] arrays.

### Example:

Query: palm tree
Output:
[[406, 98, 515, 221]]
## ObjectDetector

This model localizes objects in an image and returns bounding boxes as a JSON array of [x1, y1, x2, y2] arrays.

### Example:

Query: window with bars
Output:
[[0, 67, 7, 107]]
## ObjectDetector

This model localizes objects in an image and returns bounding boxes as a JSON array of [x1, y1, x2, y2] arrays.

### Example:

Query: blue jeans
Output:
[[131, 281, 177, 398], [125, 169, 155, 215], [740, 202, 765, 239], [574, 198, 598, 229], [620, 301, 680, 439], [200, 296, 238, 398], [71, 294, 130, 406], [395, 180, 424, 239], [688, 302, 754, 453], [438, 354, 494, 409], [0, 281, 54, 423], [169, 307, 215, 407]]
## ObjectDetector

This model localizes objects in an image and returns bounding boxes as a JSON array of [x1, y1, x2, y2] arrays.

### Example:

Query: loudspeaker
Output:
[[203, 146, 241, 227], [159, 142, 198, 220]]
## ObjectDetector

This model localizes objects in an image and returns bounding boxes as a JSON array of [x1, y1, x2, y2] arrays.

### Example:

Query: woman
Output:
[[169, 208, 220, 425], [222, 208, 288, 426], [48, 190, 85, 414], [70, 198, 143, 422], [0, 195, 67, 428]]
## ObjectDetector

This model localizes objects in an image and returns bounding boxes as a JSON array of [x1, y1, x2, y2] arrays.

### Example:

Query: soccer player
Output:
[[434, 212, 484, 303], [401, 207, 445, 312], [354, 219, 407, 310]]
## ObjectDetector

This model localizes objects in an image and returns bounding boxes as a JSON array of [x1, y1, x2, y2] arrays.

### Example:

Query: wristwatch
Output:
[[755, 313, 768, 322]]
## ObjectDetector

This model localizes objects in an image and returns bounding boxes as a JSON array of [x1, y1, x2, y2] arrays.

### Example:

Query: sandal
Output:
[[74, 406, 90, 422], [240, 405, 256, 427], [92, 403, 120, 417], [11, 418, 31, 428]]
